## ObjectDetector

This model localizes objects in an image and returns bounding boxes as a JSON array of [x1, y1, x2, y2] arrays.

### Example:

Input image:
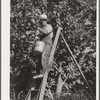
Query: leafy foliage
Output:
[[10, 0, 96, 100]]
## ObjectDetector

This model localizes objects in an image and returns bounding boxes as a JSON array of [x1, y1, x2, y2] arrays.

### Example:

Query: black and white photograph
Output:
[[2, 0, 98, 100]]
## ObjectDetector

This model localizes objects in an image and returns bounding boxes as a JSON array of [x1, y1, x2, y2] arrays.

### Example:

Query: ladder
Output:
[[25, 78, 42, 100], [25, 26, 95, 100], [25, 27, 63, 100]]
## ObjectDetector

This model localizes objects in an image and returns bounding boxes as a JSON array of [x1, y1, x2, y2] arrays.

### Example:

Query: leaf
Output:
[[83, 47, 94, 53], [85, 19, 92, 25]]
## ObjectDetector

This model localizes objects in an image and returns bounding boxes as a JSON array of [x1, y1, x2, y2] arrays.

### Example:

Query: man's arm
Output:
[[37, 27, 48, 34]]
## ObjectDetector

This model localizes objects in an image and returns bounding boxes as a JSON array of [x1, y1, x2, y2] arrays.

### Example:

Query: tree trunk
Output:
[[56, 66, 64, 98]]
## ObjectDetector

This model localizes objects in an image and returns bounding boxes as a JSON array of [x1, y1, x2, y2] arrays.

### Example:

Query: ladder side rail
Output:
[[38, 27, 62, 100], [25, 89, 31, 100]]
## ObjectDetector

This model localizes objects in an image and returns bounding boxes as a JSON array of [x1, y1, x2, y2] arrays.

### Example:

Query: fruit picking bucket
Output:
[[34, 41, 45, 54]]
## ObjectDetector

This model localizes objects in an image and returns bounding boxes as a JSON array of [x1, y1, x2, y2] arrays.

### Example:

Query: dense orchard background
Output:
[[10, 0, 96, 100]]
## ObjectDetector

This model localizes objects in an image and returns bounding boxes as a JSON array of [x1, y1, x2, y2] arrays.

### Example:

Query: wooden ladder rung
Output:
[[31, 89, 39, 92]]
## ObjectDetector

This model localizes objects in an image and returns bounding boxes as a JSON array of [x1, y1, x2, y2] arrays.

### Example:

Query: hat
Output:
[[40, 14, 47, 20]]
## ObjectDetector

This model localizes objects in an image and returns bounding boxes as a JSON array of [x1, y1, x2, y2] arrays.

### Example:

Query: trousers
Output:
[[36, 43, 52, 74], [41, 43, 52, 73]]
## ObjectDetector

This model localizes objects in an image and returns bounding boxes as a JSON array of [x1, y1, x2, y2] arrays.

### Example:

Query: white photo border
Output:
[[1, 0, 99, 100]]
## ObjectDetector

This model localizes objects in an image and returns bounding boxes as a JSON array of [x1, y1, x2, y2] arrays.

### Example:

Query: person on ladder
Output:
[[33, 14, 53, 79]]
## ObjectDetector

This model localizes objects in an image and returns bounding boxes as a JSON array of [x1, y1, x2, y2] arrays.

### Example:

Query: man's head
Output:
[[40, 14, 47, 26]]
